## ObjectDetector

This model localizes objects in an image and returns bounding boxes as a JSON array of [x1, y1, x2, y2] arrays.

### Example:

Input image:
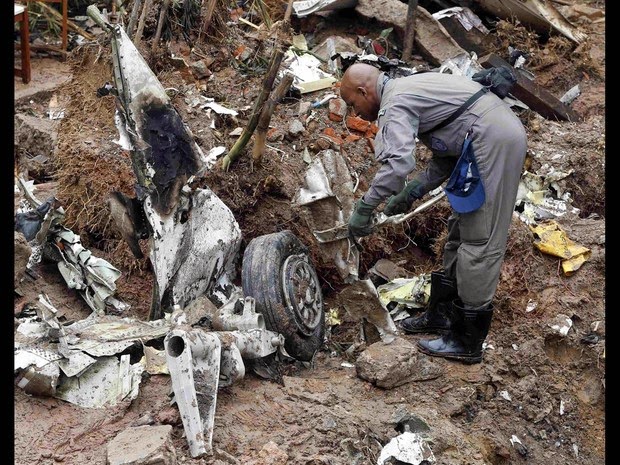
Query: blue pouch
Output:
[[444, 136, 485, 213]]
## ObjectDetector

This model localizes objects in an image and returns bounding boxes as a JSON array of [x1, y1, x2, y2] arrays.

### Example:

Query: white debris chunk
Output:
[[377, 431, 435, 465], [549, 314, 573, 336]]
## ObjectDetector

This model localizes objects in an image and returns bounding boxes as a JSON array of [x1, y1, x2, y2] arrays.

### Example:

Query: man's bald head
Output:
[[340, 63, 382, 122]]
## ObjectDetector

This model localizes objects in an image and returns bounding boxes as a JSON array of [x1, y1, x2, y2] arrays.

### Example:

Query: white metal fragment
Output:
[[549, 314, 573, 337], [55, 355, 145, 408], [377, 431, 435, 465], [432, 6, 490, 33]]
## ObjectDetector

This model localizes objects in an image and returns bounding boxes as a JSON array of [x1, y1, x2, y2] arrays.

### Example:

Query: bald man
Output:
[[340, 63, 527, 364]]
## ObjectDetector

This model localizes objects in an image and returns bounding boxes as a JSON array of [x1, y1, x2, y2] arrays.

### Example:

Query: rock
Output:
[[565, 4, 605, 21], [328, 98, 347, 122], [345, 116, 371, 133], [106, 425, 176, 465], [316, 415, 337, 432], [132, 414, 155, 427], [246, 441, 288, 465], [355, 337, 444, 388], [214, 448, 240, 464], [287, 119, 306, 139], [266, 127, 284, 142], [575, 374, 603, 406], [298, 101, 311, 116], [355, 0, 465, 66], [190, 60, 212, 80], [315, 138, 331, 151], [390, 407, 431, 435], [182, 294, 218, 326], [169, 56, 188, 70], [311, 36, 362, 62], [547, 314, 573, 337]]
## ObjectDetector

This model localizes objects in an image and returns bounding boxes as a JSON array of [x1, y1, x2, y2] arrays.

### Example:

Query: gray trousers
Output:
[[443, 105, 527, 308]]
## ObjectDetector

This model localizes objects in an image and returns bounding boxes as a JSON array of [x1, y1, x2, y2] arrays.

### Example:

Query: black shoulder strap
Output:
[[419, 88, 489, 136]]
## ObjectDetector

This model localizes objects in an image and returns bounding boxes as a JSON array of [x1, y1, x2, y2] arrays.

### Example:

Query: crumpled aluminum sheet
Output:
[[282, 49, 337, 92], [292, 0, 357, 18], [145, 187, 242, 313], [432, 6, 490, 34], [377, 274, 431, 322], [14, 177, 129, 314], [55, 354, 145, 408], [294, 150, 359, 282], [294, 157, 335, 206], [14, 345, 63, 371], [515, 169, 579, 225], [56, 350, 97, 377], [63, 313, 172, 357], [377, 431, 436, 465]]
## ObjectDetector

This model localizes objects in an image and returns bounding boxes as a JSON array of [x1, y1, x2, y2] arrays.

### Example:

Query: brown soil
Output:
[[14, 1, 605, 464]]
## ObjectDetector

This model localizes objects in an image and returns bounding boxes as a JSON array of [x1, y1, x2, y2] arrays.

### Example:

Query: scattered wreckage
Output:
[[14, 0, 596, 459], [98, 4, 326, 455], [15, 6, 326, 458]]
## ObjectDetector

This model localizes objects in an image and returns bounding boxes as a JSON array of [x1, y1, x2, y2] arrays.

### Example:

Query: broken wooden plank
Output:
[[297, 77, 337, 94], [355, 0, 466, 66], [478, 53, 581, 122]]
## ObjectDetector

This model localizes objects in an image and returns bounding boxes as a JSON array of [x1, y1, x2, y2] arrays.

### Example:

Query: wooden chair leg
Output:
[[14, 8, 31, 84]]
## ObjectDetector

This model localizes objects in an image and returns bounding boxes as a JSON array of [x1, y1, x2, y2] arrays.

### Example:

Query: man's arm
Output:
[[363, 101, 419, 206], [407, 155, 456, 198]]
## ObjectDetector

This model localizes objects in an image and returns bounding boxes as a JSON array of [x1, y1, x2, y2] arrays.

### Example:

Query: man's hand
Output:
[[383, 180, 422, 216], [348, 198, 376, 237]]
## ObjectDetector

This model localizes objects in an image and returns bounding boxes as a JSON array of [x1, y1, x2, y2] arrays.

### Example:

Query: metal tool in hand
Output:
[[313, 191, 446, 243]]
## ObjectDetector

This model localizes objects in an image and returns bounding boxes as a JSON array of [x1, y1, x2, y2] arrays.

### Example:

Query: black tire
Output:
[[241, 230, 325, 361]]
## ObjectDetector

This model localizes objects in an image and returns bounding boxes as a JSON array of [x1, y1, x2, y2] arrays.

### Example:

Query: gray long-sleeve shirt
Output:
[[362, 71, 508, 206]]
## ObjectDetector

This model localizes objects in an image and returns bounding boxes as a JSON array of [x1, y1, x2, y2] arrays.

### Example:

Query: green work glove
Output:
[[383, 180, 422, 216], [348, 198, 376, 237]]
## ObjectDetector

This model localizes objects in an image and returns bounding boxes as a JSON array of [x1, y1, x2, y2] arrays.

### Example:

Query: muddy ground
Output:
[[14, 0, 605, 464]]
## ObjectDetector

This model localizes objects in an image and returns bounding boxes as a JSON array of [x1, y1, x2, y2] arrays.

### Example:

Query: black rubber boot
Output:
[[416, 300, 494, 364], [400, 271, 457, 334]]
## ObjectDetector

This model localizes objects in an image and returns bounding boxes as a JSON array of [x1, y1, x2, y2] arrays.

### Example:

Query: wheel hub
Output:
[[281, 254, 323, 336]]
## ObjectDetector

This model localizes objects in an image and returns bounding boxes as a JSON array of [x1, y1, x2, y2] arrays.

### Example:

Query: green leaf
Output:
[[379, 27, 393, 39]]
